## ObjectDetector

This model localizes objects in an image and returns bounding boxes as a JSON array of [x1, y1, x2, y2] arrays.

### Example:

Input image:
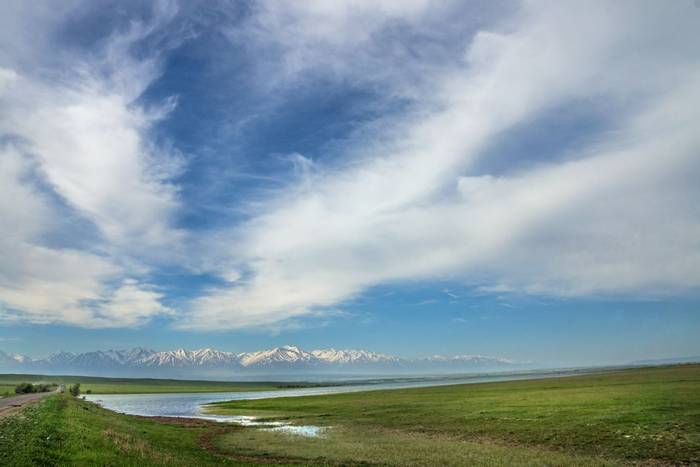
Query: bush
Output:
[[15, 382, 35, 394], [69, 383, 80, 397], [14, 382, 57, 394]]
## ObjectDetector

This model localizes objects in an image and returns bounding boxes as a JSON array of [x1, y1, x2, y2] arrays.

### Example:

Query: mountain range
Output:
[[0, 345, 524, 378]]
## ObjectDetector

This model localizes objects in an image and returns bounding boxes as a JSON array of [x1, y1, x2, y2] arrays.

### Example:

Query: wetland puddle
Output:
[[191, 414, 324, 437], [84, 392, 328, 437]]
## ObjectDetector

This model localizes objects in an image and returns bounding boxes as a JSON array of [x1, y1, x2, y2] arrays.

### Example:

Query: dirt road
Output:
[[0, 391, 56, 419]]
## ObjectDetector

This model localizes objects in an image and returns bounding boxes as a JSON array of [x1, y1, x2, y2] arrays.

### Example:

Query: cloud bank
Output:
[[1, 1, 699, 330], [181, 1, 700, 329], [0, 1, 180, 326]]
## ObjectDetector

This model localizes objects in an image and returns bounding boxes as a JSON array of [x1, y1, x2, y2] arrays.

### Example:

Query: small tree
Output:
[[69, 383, 81, 397]]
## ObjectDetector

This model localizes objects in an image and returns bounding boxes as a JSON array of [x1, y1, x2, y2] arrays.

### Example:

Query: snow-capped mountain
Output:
[[138, 348, 239, 368], [311, 348, 399, 365], [239, 345, 314, 368], [0, 350, 31, 366], [0, 345, 526, 377], [42, 351, 77, 366], [67, 348, 157, 368]]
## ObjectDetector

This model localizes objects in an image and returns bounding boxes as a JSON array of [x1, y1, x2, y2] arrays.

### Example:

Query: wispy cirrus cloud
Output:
[[2, 1, 699, 333], [179, 1, 700, 330], [0, 0, 181, 327]]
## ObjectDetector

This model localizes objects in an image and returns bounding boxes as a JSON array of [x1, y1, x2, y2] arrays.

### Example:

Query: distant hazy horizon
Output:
[[3, 344, 699, 382]]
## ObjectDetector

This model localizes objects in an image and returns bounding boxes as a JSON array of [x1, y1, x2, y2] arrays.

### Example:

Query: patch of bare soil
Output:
[[0, 391, 55, 419]]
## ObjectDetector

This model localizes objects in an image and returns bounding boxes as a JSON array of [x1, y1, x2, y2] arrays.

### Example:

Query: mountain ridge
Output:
[[0, 346, 525, 377]]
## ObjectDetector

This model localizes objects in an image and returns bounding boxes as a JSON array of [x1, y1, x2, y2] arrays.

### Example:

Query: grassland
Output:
[[208, 364, 700, 465], [1, 394, 617, 466], [0, 384, 16, 397], [0, 373, 292, 394], [0, 365, 698, 466], [0, 395, 250, 466]]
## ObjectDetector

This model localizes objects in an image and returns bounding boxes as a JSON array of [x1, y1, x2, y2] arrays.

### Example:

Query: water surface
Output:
[[85, 369, 593, 436], [85, 369, 590, 417]]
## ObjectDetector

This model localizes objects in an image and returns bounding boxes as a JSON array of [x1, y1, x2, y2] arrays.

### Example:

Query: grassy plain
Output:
[[0, 365, 698, 466], [0, 395, 247, 466], [1, 394, 617, 466], [0, 384, 16, 397], [209, 364, 700, 465], [0, 374, 287, 394]]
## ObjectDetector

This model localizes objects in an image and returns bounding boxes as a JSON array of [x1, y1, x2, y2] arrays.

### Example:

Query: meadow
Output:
[[0, 374, 290, 395], [0, 364, 698, 465], [209, 364, 700, 464], [0, 384, 16, 397]]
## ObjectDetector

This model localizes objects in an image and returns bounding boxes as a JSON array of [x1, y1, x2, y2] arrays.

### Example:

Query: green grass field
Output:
[[208, 364, 700, 465], [1, 365, 698, 465], [0, 384, 16, 397], [0, 395, 248, 466], [0, 374, 293, 394]]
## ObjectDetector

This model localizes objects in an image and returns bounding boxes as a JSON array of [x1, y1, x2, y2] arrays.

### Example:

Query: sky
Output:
[[1, 0, 699, 366]]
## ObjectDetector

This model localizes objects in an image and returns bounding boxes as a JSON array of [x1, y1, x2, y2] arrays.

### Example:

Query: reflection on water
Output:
[[85, 369, 590, 437], [265, 425, 324, 437], [85, 391, 331, 436], [194, 413, 325, 436]]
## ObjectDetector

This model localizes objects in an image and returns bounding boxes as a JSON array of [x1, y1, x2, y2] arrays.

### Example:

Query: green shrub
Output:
[[14, 382, 57, 394], [15, 382, 35, 394], [69, 383, 80, 397]]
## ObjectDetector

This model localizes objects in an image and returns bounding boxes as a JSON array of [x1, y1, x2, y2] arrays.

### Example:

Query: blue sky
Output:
[[1, 1, 699, 366]]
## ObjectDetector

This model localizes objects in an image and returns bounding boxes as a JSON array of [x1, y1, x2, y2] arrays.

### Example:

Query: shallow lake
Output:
[[85, 369, 589, 422]]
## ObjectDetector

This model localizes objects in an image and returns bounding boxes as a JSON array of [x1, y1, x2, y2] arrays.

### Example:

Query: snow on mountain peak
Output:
[[12, 353, 31, 363], [238, 345, 314, 367], [0, 345, 523, 375], [310, 348, 398, 364]]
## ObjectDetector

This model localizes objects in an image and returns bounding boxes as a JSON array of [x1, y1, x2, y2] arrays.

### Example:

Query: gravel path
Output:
[[0, 391, 56, 419]]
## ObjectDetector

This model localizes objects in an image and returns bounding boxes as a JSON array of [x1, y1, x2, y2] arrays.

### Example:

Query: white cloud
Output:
[[0, 4, 184, 255], [0, 1, 180, 327], [2, 1, 699, 332], [227, 0, 492, 99], [0, 146, 111, 325], [181, 1, 700, 330], [0, 141, 174, 327], [3, 79, 183, 252], [89, 279, 173, 328]]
